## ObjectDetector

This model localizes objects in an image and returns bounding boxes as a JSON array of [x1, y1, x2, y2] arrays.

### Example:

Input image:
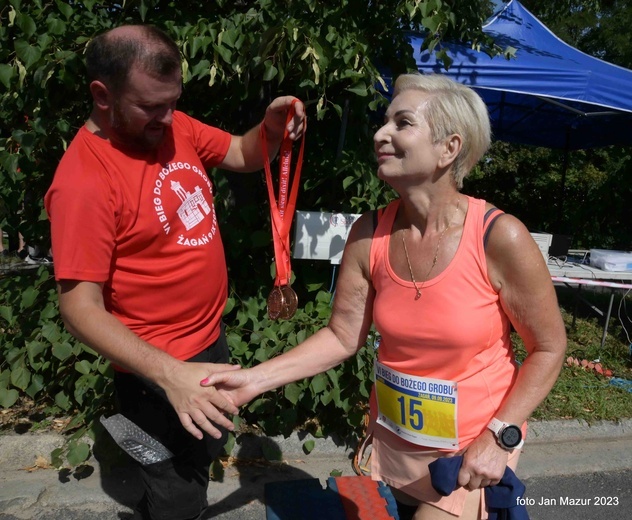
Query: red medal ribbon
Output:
[[261, 100, 305, 287]]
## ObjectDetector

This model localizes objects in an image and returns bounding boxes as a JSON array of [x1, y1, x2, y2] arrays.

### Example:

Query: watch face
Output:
[[500, 425, 522, 448]]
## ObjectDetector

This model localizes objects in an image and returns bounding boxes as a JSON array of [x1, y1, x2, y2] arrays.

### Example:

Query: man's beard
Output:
[[110, 102, 165, 151]]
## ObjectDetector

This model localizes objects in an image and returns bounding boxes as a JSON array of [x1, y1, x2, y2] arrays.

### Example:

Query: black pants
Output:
[[114, 327, 230, 520]]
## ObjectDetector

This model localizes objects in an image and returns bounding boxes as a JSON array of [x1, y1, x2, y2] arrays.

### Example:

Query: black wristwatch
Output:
[[487, 418, 524, 450]]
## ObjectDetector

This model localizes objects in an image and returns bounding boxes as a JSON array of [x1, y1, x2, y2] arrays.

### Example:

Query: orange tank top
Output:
[[369, 196, 519, 448]]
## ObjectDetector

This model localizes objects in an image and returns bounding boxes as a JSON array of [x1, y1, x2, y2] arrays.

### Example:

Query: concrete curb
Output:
[[237, 418, 632, 457], [2, 418, 632, 470], [0, 430, 355, 472], [526, 418, 632, 444]]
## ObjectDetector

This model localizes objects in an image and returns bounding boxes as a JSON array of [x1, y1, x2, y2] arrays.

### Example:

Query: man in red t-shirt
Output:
[[44, 24, 304, 520]]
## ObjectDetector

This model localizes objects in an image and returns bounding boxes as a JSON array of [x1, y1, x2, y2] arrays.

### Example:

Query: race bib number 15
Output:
[[375, 361, 459, 449]]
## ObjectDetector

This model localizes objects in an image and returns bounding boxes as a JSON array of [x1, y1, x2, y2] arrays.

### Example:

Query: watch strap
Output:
[[487, 417, 505, 435]]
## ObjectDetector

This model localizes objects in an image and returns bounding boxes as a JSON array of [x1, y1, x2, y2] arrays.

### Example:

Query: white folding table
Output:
[[547, 259, 632, 348]]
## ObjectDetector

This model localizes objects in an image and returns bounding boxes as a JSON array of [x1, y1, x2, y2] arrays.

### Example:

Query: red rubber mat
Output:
[[328, 476, 398, 519]]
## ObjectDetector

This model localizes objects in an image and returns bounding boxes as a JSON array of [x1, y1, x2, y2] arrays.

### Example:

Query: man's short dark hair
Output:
[[86, 25, 181, 93]]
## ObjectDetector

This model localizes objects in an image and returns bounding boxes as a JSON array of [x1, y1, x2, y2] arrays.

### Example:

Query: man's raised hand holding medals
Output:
[[261, 99, 306, 320]]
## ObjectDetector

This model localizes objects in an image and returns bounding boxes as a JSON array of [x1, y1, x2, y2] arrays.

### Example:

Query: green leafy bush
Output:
[[224, 289, 377, 440], [0, 265, 115, 465], [10, 0, 611, 470]]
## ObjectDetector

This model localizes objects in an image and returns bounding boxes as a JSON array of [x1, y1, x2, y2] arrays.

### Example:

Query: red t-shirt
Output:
[[45, 111, 232, 361]]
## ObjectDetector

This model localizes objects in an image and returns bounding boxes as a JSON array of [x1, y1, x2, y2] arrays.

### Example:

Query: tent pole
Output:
[[557, 130, 571, 230]]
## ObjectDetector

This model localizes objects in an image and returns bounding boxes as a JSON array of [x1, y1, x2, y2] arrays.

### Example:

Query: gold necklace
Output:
[[401, 198, 460, 300]]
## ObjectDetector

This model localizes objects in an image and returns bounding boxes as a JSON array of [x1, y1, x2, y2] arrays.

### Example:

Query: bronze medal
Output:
[[267, 286, 285, 320], [280, 285, 298, 319]]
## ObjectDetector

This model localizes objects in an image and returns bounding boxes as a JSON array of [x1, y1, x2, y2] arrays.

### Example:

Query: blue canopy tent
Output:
[[400, 0, 632, 151], [388, 0, 632, 226]]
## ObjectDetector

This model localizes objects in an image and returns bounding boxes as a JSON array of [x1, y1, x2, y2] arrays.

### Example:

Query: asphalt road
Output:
[[1, 420, 631, 519], [523, 469, 632, 520], [0, 470, 629, 520]]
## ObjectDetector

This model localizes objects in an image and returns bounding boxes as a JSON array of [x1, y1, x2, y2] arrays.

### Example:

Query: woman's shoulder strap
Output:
[[372, 207, 385, 234], [483, 206, 505, 250]]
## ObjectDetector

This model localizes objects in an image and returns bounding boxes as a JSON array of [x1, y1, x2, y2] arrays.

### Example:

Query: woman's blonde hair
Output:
[[393, 73, 491, 188]]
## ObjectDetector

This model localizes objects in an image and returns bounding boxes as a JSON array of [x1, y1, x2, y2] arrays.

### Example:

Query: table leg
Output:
[[572, 284, 580, 329], [600, 289, 616, 349]]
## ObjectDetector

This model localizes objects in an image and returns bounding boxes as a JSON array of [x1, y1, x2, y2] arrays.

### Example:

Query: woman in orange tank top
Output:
[[203, 73, 567, 520]]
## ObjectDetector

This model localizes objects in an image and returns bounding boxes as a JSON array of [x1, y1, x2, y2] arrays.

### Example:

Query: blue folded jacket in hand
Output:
[[429, 455, 530, 520]]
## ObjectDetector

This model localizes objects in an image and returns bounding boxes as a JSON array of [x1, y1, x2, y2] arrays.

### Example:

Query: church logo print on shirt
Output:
[[172, 181, 210, 230], [153, 160, 218, 245]]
